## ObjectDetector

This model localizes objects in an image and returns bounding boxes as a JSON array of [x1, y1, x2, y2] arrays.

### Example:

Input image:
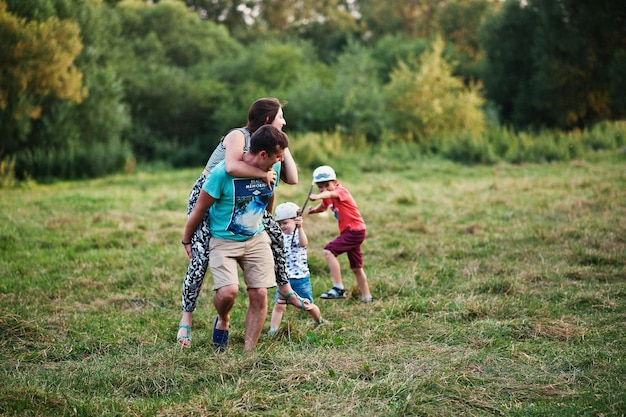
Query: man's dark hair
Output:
[[249, 125, 289, 156]]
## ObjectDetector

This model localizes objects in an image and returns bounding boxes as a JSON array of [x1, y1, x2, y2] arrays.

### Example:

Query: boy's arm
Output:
[[308, 189, 338, 214], [307, 202, 326, 214], [309, 190, 338, 201], [295, 216, 308, 247]]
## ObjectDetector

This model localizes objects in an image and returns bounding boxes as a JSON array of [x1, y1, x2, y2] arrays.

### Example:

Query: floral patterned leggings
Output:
[[181, 174, 288, 312]]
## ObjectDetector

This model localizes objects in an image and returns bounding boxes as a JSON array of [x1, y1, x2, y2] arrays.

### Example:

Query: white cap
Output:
[[274, 202, 300, 221], [312, 165, 336, 183]]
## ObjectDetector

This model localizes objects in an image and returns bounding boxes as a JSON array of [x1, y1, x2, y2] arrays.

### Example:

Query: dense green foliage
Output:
[[1, 149, 625, 415], [480, 0, 626, 129], [1, 0, 625, 181]]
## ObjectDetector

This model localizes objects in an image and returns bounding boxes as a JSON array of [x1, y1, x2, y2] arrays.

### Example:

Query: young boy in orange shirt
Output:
[[307, 165, 373, 303]]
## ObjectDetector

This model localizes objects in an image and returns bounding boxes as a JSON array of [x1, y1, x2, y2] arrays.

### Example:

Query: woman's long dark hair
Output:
[[246, 98, 285, 134]]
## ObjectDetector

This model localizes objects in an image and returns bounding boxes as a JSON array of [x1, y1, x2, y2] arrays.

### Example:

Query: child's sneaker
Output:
[[361, 296, 373, 303], [320, 286, 346, 299]]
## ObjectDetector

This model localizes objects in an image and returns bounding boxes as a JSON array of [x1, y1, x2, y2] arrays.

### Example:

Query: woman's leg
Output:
[[262, 211, 289, 286], [177, 175, 211, 346]]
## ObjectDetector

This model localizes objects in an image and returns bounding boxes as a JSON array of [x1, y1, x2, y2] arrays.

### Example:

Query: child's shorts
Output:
[[324, 229, 366, 269]]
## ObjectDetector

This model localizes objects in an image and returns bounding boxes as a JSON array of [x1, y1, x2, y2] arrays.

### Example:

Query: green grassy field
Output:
[[1, 151, 625, 416]]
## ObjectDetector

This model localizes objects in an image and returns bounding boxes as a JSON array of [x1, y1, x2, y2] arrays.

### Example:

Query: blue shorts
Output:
[[273, 276, 314, 304]]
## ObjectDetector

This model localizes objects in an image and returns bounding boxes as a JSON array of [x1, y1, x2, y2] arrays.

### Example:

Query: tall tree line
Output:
[[480, 0, 626, 129], [1, 0, 624, 181]]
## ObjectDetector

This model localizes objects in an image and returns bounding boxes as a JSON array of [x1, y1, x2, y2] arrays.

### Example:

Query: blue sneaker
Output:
[[212, 316, 228, 350]]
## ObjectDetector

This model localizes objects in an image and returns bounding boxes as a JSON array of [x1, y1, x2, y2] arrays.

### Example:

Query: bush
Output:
[[474, 125, 587, 164], [14, 138, 131, 182], [439, 131, 499, 164], [290, 121, 624, 171], [168, 134, 222, 169], [383, 37, 486, 144], [0, 155, 17, 189], [290, 131, 345, 171], [584, 120, 626, 151]]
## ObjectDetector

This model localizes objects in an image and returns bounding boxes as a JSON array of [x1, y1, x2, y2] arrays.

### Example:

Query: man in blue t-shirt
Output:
[[182, 125, 288, 352]]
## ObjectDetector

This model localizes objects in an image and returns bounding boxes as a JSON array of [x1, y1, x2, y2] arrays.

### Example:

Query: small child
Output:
[[269, 202, 320, 335], [307, 165, 373, 303]]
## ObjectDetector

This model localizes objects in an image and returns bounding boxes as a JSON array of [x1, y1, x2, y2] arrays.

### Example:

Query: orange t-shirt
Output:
[[321, 184, 366, 234]]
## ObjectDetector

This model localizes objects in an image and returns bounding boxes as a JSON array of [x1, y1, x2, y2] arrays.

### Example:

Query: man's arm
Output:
[[182, 190, 215, 258]]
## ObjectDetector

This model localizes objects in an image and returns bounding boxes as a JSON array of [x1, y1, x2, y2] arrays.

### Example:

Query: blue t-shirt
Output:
[[203, 160, 281, 241]]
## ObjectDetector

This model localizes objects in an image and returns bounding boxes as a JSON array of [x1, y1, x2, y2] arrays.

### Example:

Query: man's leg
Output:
[[239, 232, 273, 351], [210, 237, 244, 348], [213, 284, 238, 331], [244, 287, 268, 352]]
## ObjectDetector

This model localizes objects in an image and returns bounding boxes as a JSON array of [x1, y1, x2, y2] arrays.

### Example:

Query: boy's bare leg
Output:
[[352, 267, 371, 299], [324, 249, 343, 287], [306, 303, 322, 322], [270, 302, 287, 331], [244, 288, 268, 352]]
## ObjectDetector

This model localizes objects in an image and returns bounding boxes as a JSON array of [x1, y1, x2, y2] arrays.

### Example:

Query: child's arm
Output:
[[294, 216, 308, 247], [309, 190, 338, 200], [307, 202, 326, 214], [308, 190, 336, 215], [223, 130, 276, 187]]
